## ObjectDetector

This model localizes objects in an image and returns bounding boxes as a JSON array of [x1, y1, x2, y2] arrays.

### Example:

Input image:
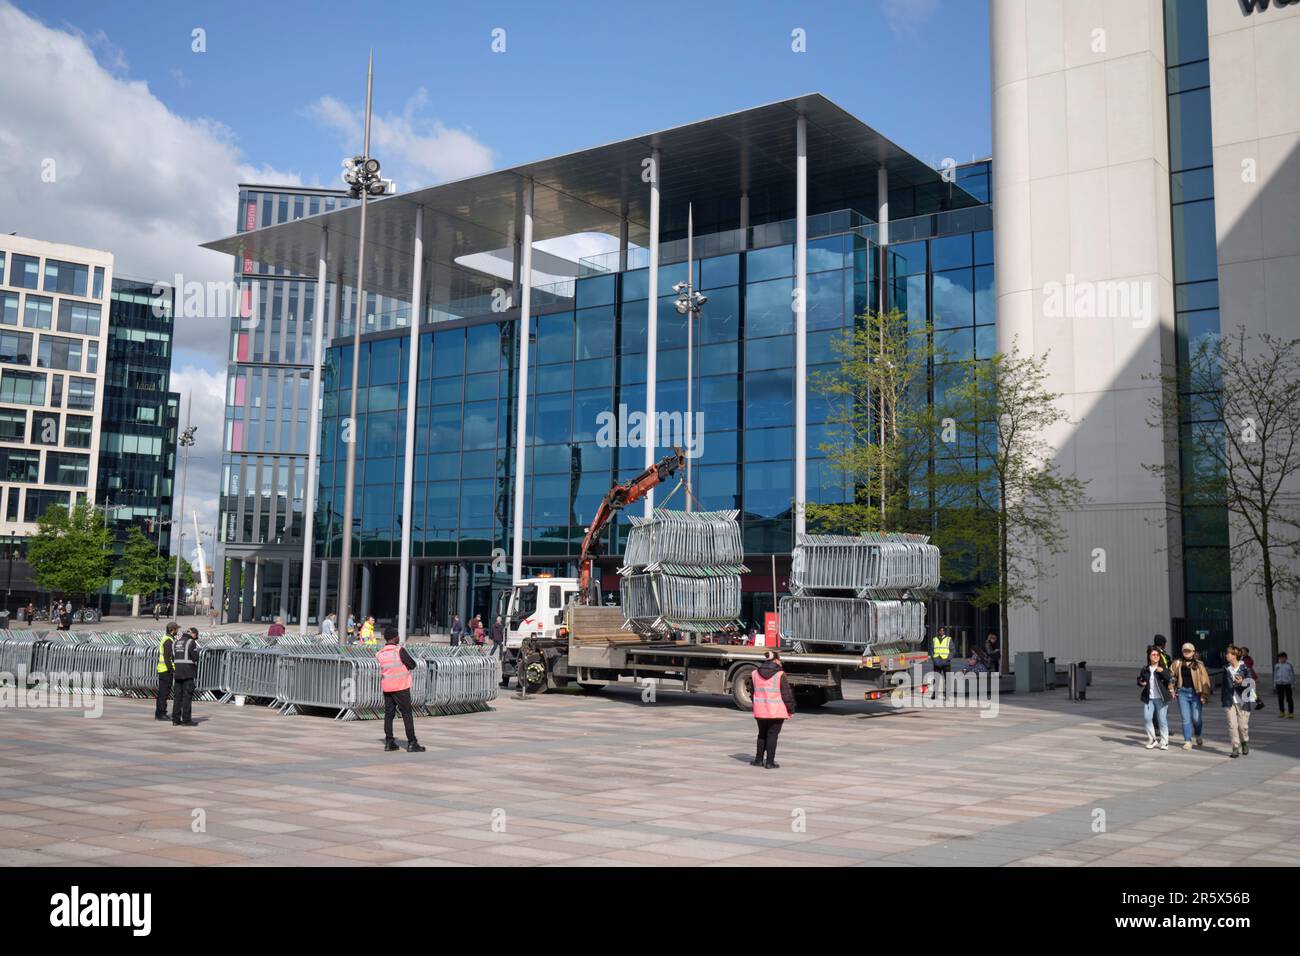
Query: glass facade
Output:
[[318, 165, 993, 626], [1163, 0, 1232, 655], [98, 278, 181, 608], [219, 186, 410, 622]]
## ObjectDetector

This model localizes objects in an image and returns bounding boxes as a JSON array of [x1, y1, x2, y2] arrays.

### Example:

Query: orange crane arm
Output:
[[577, 449, 685, 604]]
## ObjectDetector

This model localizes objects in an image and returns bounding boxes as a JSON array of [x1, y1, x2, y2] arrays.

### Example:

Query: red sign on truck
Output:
[[762, 612, 779, 648]]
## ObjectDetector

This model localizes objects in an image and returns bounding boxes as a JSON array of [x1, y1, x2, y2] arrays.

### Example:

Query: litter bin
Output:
[[1015, 651, 1045, 693], [1044, 655, 1057, 689], [0, 610, 10, 630]]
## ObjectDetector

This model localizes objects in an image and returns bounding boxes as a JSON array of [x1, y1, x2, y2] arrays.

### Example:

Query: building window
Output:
[[86, 340, 98, 373], [23, 488, 69, 522], [10, 255, 40, 289], [0, 449, 40, 483], [23, 295, 52, 329], [64, 414, 92, 449], [1, 292, 17, 326], [92, 267, 105, 300], [0, 329, 31, 365], [49, 374, 62, 408], [57, 300, 100, 336], [43, 259, 89, 297], [4, 488, 17, 521], [66, 377, 95, 410], [0, 370, 45, 406], [0, 409, 25, 443], [45, 451, 90, 487], [37, 335, 82, 371]]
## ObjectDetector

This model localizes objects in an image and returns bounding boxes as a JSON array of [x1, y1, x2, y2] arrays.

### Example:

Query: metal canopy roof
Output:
[[201, 93, 962, 303]]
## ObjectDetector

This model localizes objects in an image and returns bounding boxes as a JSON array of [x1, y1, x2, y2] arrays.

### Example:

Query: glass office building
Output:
[[97, 278, 180, 611], [218, 185, 409, 623], [207, 96, 991, 631]]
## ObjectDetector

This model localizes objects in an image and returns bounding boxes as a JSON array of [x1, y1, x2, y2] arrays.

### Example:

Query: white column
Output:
[[644, 147, 661, 517], [511, 179, 535, 584], [298, 230, 328, 633], [794, 115, 808, 538], [360, 563, 372, 619], [877, 164, 890, 313], [397, 204, 424, 641]]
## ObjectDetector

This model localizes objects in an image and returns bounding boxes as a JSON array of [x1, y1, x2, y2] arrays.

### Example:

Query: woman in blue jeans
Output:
[[1168, 642, 1211, 750], [1137, 646, 1173, 749]]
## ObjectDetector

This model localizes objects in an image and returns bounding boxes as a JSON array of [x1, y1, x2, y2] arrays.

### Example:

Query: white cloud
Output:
[[0, 2, 302, 368], [304, 87, 494, 189], [880, 0, 941, 34]]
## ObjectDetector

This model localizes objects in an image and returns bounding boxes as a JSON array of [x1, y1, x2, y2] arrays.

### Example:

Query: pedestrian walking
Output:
[[450, 614, 464, 647], [155, 621, 178, 722], [1240, 647, 1266, 711], [171, 627, 200, 726], [57, 604, 72, 630], [376, 627, 425, 753], [930, 626, 953, 699], [1275, 652, 1294, 718], [1152, 634, 1171, 668], [1223, 645, 1255, 757], [984, 631, 1001, 673], [1169, 642, 1211, 750], [1137, 646, 1172, 750], [750, 649, 795, 769], [321, 612, 337, 642], [471, 615, 486, 647], [490, 615, 504, 657], [360, 615, 377, 646]]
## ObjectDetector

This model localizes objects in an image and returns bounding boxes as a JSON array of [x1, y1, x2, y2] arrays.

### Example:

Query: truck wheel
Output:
[[730, 664, 756, 711], [522, 658, 548, 694], [794, 686, 828, 708]]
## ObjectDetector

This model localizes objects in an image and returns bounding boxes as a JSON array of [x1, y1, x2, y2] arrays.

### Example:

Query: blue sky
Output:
[[31, 0, 992, 187]]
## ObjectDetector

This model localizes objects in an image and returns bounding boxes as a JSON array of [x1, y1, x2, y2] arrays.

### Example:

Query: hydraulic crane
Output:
[[576, 448, 685, 604]]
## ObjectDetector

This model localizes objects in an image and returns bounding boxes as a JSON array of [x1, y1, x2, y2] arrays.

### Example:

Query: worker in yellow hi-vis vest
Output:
[[155, 621, 178, 721], [930, 626, 953, 700]]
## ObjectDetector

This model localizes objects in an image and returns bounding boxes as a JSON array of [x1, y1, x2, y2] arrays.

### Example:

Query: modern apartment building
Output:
[[0, 235, 112, 609]]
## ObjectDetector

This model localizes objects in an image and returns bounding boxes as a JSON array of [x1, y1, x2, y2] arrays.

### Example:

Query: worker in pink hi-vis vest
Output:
[[750, 650, 796, 769], [376, 628, 426, 753]]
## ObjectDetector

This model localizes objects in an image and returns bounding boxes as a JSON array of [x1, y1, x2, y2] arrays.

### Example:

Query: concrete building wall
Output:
[[989, 0, 1182, 664], [1206, 0, 1300, 658]]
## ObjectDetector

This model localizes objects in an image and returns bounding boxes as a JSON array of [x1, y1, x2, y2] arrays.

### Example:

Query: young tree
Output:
[[1147, 327, 1300, 662], [27, 500, 114, 606], [807, 308, 939, 535], [940, 341, 1088, 660], [115, 525, 170, 616]]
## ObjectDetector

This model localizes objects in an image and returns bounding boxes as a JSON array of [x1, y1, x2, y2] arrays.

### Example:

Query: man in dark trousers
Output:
[[930, 626, 953, 699], [155, 621, 178, 721], [490, 615, 504, 657], [376, 627, 426, 753], [171, 627, 200, 726], [750, 650, 795, 769]]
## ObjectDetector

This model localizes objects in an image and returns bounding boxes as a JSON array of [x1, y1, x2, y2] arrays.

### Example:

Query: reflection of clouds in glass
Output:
[[931, 270, 974, 327]]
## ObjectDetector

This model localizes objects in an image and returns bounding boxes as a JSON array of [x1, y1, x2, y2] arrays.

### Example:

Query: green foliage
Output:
[[114, 525, 170, 599], [27, 500, 114, 600]]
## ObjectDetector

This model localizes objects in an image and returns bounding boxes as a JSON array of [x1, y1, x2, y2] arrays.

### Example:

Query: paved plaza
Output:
[[1, 665, 1298, 867]]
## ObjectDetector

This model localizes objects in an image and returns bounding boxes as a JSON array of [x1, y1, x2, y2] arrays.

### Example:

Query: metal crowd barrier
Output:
[[777, 595, 926, 650], [790, 533, 940, 595], [623, 509, 745, 568], [620, 567, 744, 634]]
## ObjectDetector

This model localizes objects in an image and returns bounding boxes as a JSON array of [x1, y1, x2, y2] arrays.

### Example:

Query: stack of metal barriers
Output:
[[780, 533, 939, 651], [619, 509, 748, 635]]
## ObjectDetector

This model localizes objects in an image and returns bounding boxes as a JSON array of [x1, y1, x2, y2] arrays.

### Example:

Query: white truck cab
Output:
[[502, 576, 580, 649]]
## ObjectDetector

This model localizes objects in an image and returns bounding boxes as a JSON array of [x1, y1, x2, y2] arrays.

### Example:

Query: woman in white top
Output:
[[1137, 646, 1173, 750]]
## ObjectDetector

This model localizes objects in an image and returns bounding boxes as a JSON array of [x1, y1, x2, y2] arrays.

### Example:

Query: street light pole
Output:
[[337, 51, 385, 637], [673, 203, 707, 511], [172, 393, 196, 619]]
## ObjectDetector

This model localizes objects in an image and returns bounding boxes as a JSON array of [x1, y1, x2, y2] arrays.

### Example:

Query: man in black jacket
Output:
[[378, 627, 426, 753], [155, 621, 178, 721], [171, 627, 200, 726]]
